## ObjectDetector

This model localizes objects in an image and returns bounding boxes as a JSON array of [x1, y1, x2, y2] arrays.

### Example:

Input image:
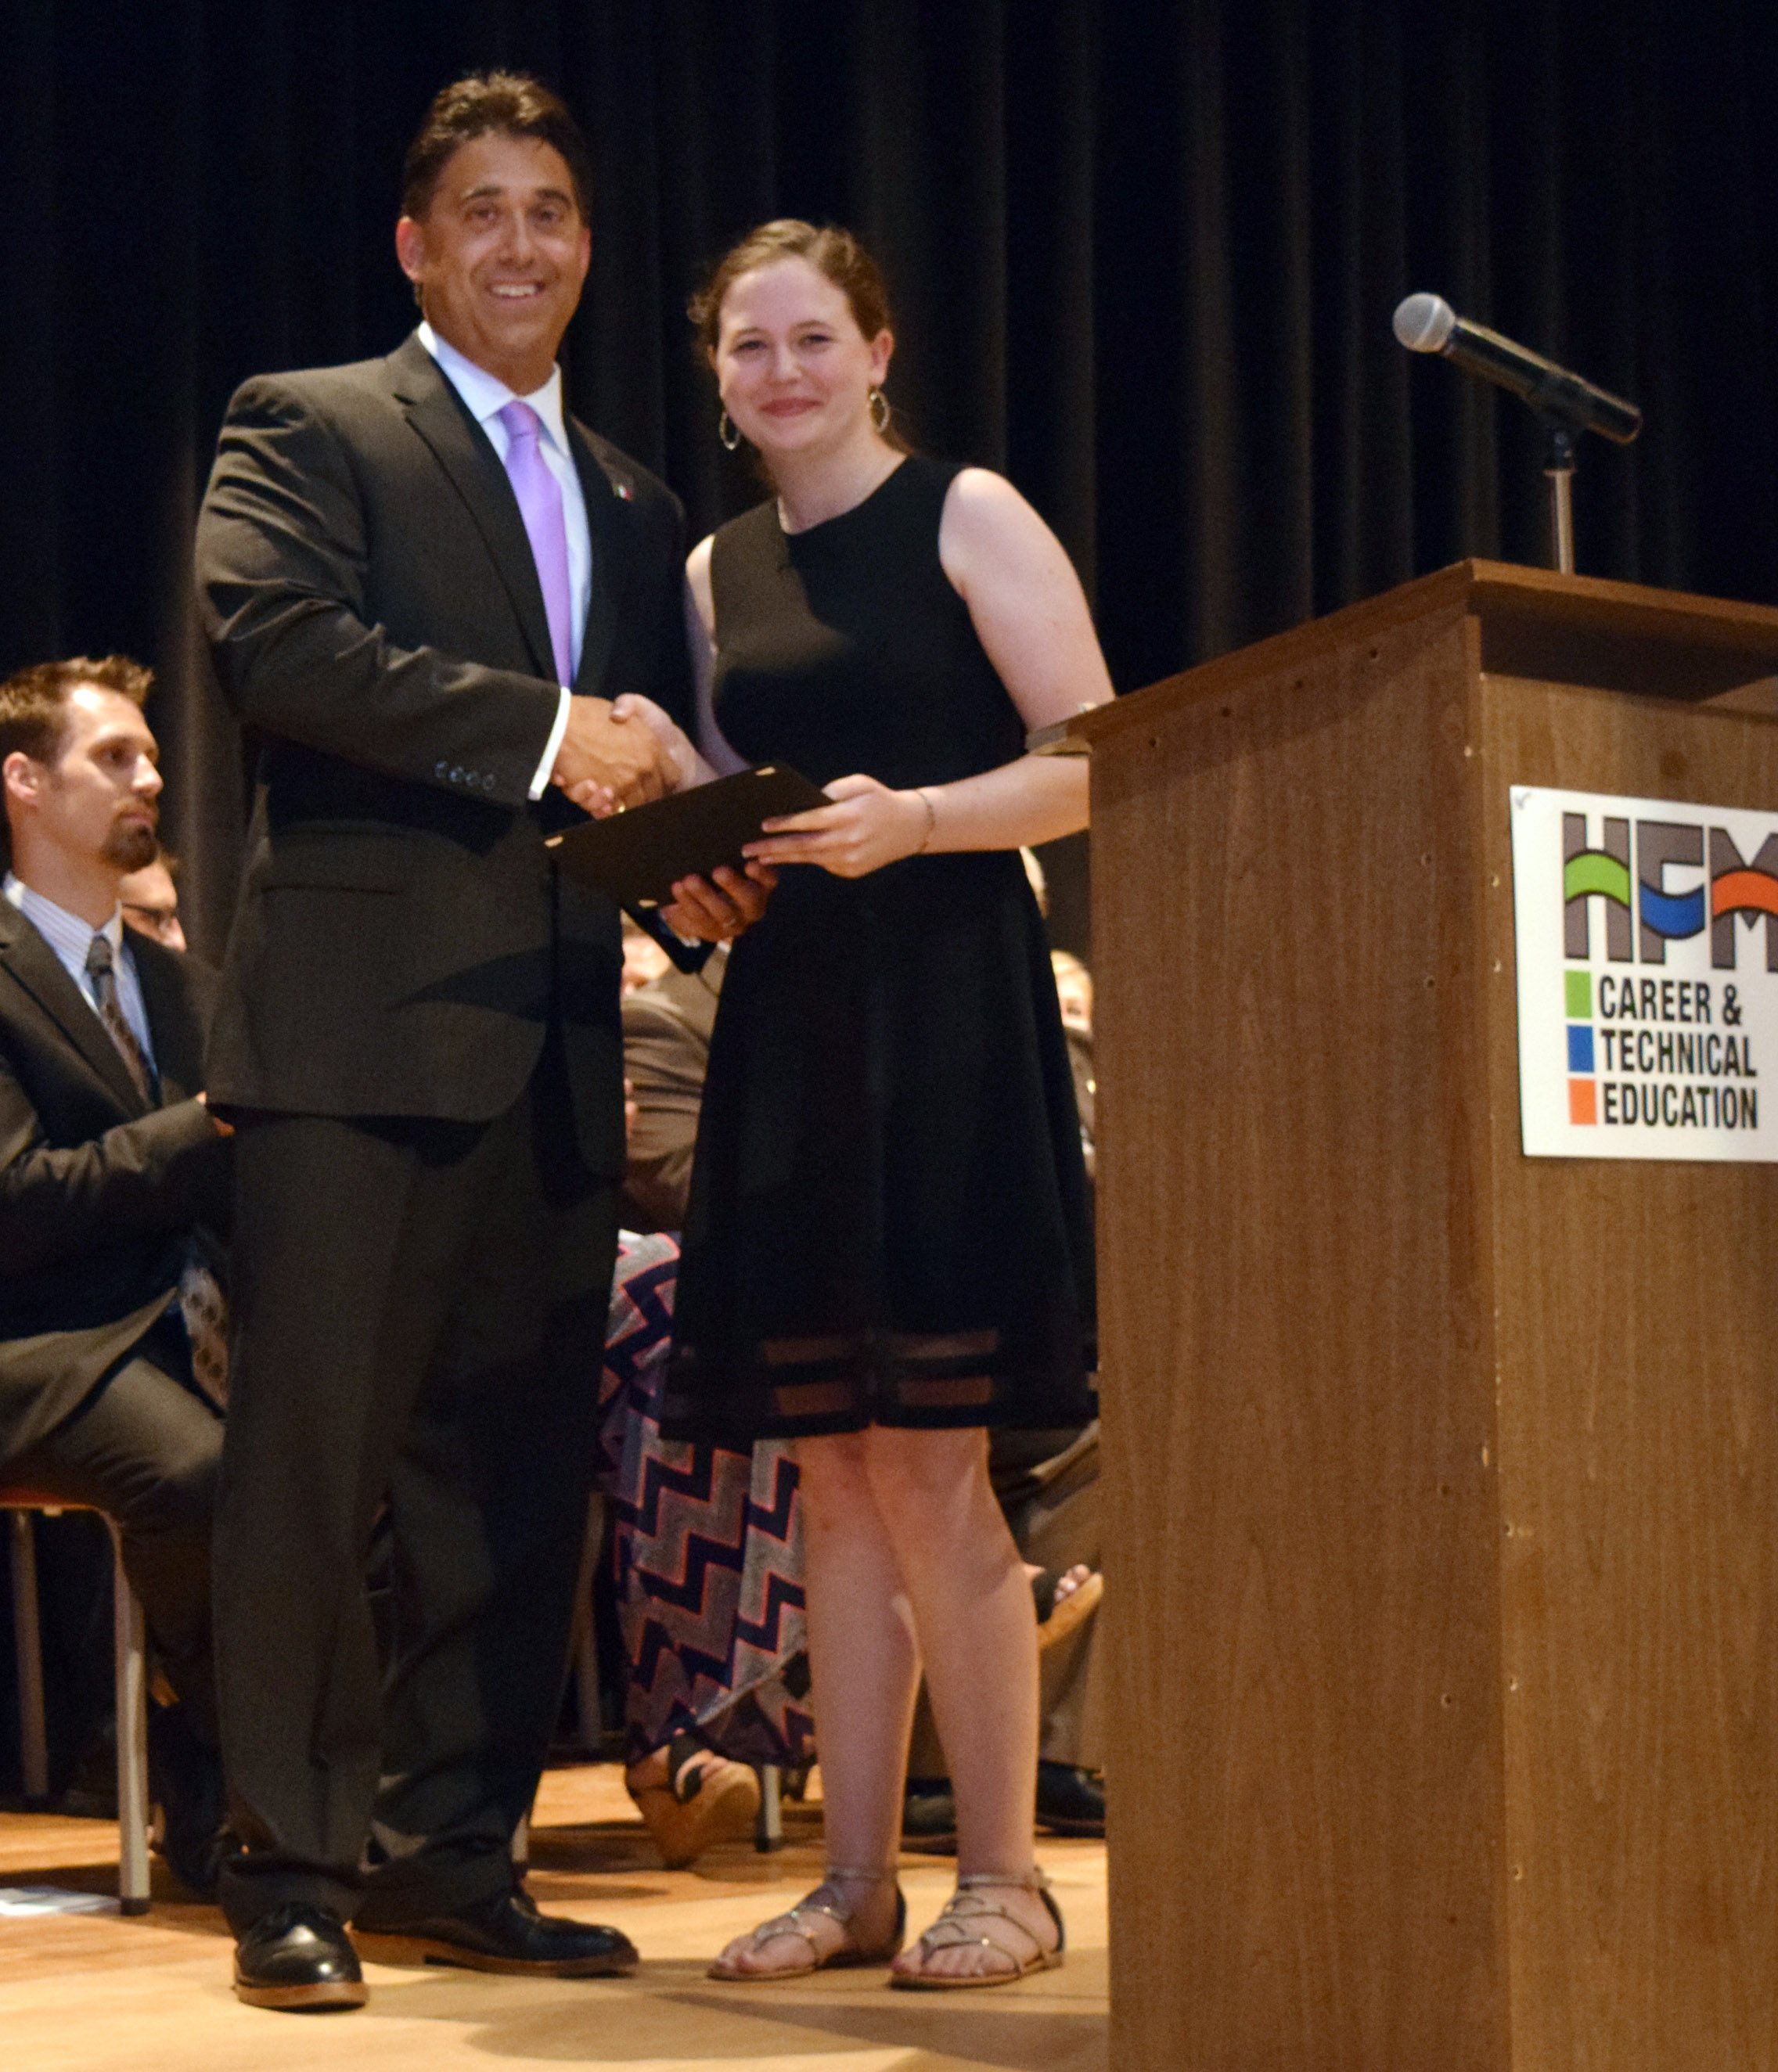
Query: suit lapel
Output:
[[385, 334, 558, 683], [567, 420, 630, 698], [131, 939, 200, 1103], [0, 906, 147, 1116]]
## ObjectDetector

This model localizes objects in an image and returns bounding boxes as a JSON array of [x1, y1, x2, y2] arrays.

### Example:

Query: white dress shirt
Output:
[[417, 321, 587, 797], [4, 872, 157, 1075]]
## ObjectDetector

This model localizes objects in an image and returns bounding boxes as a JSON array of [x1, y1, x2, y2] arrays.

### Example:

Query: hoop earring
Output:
[[868, 388, 891, 434], [718, 410, 741, 452]]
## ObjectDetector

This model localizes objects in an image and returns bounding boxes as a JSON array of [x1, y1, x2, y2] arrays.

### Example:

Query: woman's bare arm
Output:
[[743, 469, 1111, 876]]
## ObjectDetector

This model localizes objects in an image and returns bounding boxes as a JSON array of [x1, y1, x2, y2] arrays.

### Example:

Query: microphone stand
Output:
[[1393, 294, 1641, 579], [1540, 417, 1578, 574]]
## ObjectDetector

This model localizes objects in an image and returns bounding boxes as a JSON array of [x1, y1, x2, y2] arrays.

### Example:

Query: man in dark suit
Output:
[[193, 74, 754, 2010], [0, 655, 232, 1891]]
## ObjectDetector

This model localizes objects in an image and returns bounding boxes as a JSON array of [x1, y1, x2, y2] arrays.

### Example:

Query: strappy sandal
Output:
[[890, 1868, 1065, 1991], [707, 1865, 906, 1981]]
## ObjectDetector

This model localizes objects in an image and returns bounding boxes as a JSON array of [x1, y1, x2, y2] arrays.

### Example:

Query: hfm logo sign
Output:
[[1563, 813, 1778, 966], [1560, 810, 1772, 1131], [1511, 786, 1778, 1161]]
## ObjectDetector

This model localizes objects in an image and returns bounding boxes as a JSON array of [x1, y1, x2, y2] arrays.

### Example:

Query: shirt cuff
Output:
[[528, 687, 574, 800]]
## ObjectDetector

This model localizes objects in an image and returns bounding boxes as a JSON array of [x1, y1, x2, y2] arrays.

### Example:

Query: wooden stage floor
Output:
[[0, 1764, 1107, 2072]]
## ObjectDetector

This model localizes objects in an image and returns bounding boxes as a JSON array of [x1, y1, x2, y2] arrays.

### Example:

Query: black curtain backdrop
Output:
[[5, 0, 1778, 961]]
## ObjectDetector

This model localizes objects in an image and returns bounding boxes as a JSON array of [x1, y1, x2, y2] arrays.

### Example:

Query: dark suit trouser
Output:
[[212, 1056, 617, 1933], [5, 1351, 222, 1746]]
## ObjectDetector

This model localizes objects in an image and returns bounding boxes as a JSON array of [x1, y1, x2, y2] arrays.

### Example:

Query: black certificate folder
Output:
[[545, 764, 830, 908]]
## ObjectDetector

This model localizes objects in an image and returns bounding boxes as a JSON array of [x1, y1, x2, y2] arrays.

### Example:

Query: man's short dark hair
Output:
[[0, 655, 153, 769], [401, 71, 593, 225], [0, 654, 153, 867]]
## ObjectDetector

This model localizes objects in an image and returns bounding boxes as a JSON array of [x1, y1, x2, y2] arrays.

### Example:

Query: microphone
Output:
[[1393, 293, 1641, 444]]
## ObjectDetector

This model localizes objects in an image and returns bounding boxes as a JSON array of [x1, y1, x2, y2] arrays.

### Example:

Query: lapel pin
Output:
[[614, 480, 633, 500]]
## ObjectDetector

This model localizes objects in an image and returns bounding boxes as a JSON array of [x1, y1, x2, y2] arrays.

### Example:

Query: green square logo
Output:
[[1564, 970, 1592, 1019]]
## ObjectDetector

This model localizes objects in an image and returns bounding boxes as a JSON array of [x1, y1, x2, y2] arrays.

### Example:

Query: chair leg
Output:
[[754, 1764, 783, 1852], [109, 1525, 150, 1915], [9, 1513, 49, 1802], [572, 1494, 605, 1755]]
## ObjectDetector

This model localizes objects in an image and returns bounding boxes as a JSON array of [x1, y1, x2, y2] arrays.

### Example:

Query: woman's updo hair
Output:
[[689, 218, 894, 355]]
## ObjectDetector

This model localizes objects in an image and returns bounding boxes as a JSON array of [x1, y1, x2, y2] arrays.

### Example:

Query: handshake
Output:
[[549, 692, 701, 818], [549, 692, 775, 941]]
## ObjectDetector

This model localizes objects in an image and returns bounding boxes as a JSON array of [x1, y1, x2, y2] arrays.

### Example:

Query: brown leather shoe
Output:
[[352, 1887, 638, 1977]]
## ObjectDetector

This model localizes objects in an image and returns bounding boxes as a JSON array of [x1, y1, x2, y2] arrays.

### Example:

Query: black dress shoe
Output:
[[1035, 1760, 1105, 1836], [352, 1887, 639, 1977], [234, 1902, 368, 2010]]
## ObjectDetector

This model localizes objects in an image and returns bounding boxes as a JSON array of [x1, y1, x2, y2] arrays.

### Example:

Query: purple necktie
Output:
[[498, 399, 576, 688]]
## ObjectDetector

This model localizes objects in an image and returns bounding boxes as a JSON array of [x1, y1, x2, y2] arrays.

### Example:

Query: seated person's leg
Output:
[[9, 1351, 221, 1736], [598, 1232, 809, 1868], [5, 1349, 227, 1888]]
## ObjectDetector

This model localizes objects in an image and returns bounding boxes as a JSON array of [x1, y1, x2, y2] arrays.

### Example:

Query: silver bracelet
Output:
[[913, 787, 937, 853]]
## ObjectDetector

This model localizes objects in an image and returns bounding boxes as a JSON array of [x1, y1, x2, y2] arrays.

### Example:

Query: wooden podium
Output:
[[1062, 562, 1778, 2072]]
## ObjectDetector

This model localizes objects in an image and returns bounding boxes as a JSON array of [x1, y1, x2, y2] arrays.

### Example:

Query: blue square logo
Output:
[[1567, 1024, 1595, 1073]]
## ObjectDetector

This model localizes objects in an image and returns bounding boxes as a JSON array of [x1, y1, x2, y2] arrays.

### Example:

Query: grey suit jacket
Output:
[[194, 333, 693, 1174], [0, 906, 229, 1465]]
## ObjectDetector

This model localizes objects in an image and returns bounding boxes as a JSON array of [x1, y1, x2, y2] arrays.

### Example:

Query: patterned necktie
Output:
[[84, 933, 152, 1103], [498, 398, 576, 687], [84, 933, 229, 1402]]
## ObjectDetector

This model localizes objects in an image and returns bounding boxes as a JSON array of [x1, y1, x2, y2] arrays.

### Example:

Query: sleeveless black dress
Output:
[[660, 456, 1096, 1442]]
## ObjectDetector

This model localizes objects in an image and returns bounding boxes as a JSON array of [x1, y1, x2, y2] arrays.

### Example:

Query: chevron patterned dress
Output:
[[599, 1232, 813, 1768]]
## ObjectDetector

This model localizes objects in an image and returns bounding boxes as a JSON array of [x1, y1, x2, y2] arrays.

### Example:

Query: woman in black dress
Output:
[[615, 221, 1111, 1987]]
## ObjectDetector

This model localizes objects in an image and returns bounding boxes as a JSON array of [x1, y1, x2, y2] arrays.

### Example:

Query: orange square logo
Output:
[[1567, 1078, 1597, 1125]]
